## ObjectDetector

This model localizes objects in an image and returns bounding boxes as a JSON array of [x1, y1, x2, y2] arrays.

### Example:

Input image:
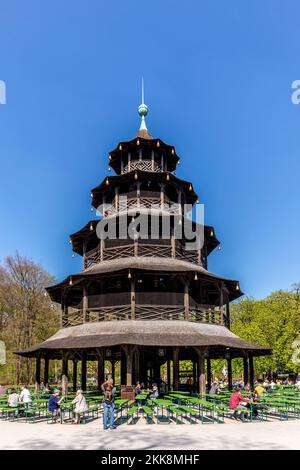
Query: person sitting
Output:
[[254, 382, 266, 397], [209, 382, 219, 395], [229, 387, 250, 419], [102, 378, 116, 430], [19, 385, 32, 405], [48, 389, 65, 422], [72, 389, 87, 424], [149, 383, 159, 399], [140, 382, 145, 390], [135, 382, 141, 395], [8, 388, 19, 407]]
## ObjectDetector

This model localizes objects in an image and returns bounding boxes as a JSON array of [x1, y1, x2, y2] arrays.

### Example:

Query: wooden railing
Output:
[[104, 197, 181, 217], [84, 243, 199, 269], [62, 304, 226, 327]]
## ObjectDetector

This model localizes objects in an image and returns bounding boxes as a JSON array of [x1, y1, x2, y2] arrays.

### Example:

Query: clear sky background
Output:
[[0, 0, 299, 299]]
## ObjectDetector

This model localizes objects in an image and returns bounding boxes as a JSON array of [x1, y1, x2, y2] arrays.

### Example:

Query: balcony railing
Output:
[[62, 304, 227, 328], [84, 242, 200, 269], [104, 197, 182, 217]]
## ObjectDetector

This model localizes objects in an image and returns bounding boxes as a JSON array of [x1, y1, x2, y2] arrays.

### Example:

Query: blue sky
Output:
[[0, 0, 299, 299]]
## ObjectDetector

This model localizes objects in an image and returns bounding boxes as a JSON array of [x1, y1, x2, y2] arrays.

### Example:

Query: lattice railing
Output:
[[63, 304, 225, 327], [123, 160, 161, 173], [105, 198, 181, 216], [84, 242, 200, 268]]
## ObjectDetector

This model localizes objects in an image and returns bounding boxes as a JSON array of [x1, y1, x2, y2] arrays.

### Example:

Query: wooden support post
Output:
[[196, 348, 206, 397], [81, 353, 87, 391], [243, 353, 249, 386], [226, 301, 230, 329], [100, 239, 105, 261], [171, 234, 176, 258], [125, 346, 133, 386], [151, 149, 155, 170], [83, 284, 88, 323], [121, 348, 126, 385], [115, 186, 119, 212], [173, 347, 180, 391], [249, 351, 254, 390], [184, 279, 189, 320], [128, 151, 131, 172], [97, 353, 104, 390], [227, 355, 233, 391], [160, 183, 165, 209], [167, 357, 171, 392], [83, 240, 87, 270], [35, 355, 41, 392], [111, 358, 115, 384], [44, 356, 49, 385], [62, 353, 69, 396], [134, 349, 140, 383], [131, 275, 136, 319], [219, 283, 224, 325], [192, 359, 197, 391], [73, 360, 78, 392], [206, 357, 212, 391]]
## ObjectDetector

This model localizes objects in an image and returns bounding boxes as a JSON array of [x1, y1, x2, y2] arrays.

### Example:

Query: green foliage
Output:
[[230, 286, 300, 376]]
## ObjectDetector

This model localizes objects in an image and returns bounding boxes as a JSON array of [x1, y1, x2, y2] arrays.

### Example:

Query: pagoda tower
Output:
[[17, 90, 270, 394]]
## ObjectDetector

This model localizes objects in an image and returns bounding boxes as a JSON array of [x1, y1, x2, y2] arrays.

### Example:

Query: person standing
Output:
[[102, 378, 116, 430], [19, 385, 32, 405]]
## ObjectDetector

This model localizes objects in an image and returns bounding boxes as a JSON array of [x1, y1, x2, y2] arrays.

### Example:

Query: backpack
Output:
[[103, 384, 113, 404]]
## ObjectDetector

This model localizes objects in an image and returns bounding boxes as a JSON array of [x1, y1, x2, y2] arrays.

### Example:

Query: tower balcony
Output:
[[103, 196, 182, 217], [84, 240, 204, 269], [62, 303, 228, 328]]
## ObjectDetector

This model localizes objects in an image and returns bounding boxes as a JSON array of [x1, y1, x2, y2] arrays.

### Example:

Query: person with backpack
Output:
[[102, 377, 116, 430]]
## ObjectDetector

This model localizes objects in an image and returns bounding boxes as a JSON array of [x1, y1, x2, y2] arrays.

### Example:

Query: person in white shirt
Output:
[[8, 388, 19, 407], [19, 385, 32, 404], [72, 389, 87, 424]]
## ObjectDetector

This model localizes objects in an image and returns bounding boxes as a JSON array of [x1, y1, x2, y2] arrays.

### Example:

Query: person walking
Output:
[[102, 378, 116, 430]]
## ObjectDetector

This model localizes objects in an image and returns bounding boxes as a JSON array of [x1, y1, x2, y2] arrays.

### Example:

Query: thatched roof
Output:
[[15, 320, 271, 358], [46, 256, 243, 303]]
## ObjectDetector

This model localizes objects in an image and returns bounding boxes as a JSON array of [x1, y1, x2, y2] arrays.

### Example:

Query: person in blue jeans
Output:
[[102, 378, 116, 430]]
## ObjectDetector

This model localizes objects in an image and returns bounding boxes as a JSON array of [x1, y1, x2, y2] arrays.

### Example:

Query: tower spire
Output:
[[136, 78, 152, 139], [138, 77, 148, 132]]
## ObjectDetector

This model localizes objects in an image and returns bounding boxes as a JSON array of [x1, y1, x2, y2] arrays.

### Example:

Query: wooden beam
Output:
[[227, 355, 233, 391], [249, 351, 254, 389], [184, 278, 189, 320], [173, 347, 180, 391], [243, 353, 249, 386], [131, 275, 136, 319], [83, 284, 88, 323], [81, 352, 87, 391], [44, 356, 49, 385], [206, 357, 212, 391], [73, 360, 77, 392], [35, 354, 41, 392], [195, 348, 206, 397]]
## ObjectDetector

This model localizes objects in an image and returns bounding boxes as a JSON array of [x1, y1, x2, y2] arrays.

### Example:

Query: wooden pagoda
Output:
[[16, 95, 271, 394]]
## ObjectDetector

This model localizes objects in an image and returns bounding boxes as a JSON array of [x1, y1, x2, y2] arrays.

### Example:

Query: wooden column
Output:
[[219, 283, 224, 325], [184, 278, 189, 320], [226, 301, 230, 329], [134, 349, 140, 383], [111, 359, 115, 383], [171, 234, 176, 258], [83, 240, 87, 270], [44, 356, 49, 385], [227, 355, 233, 391], [196, 348, 206, 397], [173, 347, 180, 391], [62, 353, 69, 395], [131, 275, 136, 319], [83, 284, 88, 323], [97, 353, 104, 390], [206, 357, 212, 391], [249, 351, 254, 390], [167, 356, 171, 392], [125, 346, 133, 386], [81, 353, 87, 391], [160, 183, 165, 209], [35, 354, 41, 392], [151, 149, 155, 170], [100, 239, 105, 261], [243, 353, 249, 386], [128, 151, 131, 172], [72, 360, 78, 392]]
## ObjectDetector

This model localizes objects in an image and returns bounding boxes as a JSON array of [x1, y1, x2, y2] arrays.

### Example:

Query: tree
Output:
[[0, 253, 60, 384]]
